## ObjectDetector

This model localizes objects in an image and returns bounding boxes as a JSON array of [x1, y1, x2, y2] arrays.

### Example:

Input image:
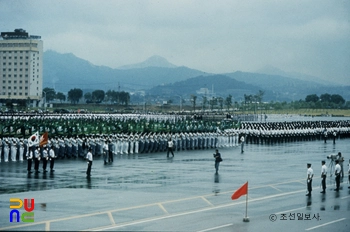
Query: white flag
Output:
[[28, 131, 39, 147]]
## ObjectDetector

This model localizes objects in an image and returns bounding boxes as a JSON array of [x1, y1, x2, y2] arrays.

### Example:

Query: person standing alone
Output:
[[214, 149, 222, 174], [320, 161, 327, 193], [306, 163, 313, 196], [86, 148, 93, 177], [167, 138, 174, 157], [240, 135, 245, 153]]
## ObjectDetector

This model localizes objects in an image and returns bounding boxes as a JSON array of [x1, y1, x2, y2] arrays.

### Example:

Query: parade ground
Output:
[[0, 138, 349, 231]]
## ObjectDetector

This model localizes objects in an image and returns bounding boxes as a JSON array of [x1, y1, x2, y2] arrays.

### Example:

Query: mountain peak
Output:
[[118, 55, 177, 69]]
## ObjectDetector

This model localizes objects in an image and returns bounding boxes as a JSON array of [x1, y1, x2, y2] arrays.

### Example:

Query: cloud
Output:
[[1, 0, 349, 84]]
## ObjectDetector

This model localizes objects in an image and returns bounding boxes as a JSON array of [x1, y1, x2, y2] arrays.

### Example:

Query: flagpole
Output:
[[243, 181, 250, 222]]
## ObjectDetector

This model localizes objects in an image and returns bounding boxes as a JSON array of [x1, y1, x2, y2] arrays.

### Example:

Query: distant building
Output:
[[196, 88, 210, 95], [0, 29, 43, 106]]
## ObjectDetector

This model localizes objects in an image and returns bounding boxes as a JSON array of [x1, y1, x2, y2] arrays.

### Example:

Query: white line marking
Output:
[[45, 221, 50, 231], [341, 195, 350, 199], [305, 218, 346, 231], [158, 203, 169, 214], [96, 189, 306, 231], [107, 212, 115, 225], [201, 196, 214, 206], [197, 223, 233, 232], [269, 185, 282, 192]]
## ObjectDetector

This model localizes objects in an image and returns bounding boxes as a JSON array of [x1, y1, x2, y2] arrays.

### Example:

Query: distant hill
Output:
[[43, 50, 208, 93], [43, 50, 350, 102], [255, 65, 335, 86], [148, 74, 262, 99], [223, 71, 350, 101], [118, 55, 177, 69]]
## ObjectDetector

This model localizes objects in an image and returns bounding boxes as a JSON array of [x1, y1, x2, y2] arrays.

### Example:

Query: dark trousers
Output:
[[108, 150, 113, 162], [103, 151, 108, 164], [167, 147, 174, 157], [86, 161, 92, 176], [335, 175, 340, 190], [215, 162, 220, 174], [34, 158, 40, 171], [42, 158, 47, 171], [307, 179, 312, 194], [27, 159, 32, 172], [321, 176, 326, 191], [50, 159, 55, 170]]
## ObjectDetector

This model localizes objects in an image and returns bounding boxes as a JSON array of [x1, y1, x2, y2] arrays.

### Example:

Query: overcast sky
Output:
[[1, 0, 349, 85]]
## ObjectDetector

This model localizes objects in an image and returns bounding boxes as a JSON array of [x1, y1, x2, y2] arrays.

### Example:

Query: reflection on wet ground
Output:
[[0, 137, 349, 231]]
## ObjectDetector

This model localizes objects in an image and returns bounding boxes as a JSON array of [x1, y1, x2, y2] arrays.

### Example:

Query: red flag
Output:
[[39, 132, 48, 147], [231, 182, 248, 200]]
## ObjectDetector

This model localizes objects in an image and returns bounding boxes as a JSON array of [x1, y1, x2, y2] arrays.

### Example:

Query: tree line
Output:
[[43, 88, 130, 105], [42, 87, 348, 111], [185, 91, 349, 112]]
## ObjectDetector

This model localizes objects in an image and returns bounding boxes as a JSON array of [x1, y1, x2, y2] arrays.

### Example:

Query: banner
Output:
[[39, 132, 48, 147]]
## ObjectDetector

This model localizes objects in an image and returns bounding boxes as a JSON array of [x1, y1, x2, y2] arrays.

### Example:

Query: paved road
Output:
[[0, 139, 349, 231]]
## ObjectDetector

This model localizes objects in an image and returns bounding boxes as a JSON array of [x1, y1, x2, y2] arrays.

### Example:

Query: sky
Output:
[[1, 0, 349, 85]]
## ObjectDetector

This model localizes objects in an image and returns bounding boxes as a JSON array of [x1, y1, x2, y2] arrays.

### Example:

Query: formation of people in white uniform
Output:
[[0, 130, 243, 162], [0, 113, 350, 164]]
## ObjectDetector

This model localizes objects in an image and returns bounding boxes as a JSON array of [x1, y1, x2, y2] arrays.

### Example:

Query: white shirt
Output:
[[103, 143, 108, 151], [86, 152, 93, 162], [307, 167, 313, 179], [321, 164, 327, 176], [49, 149, 55, 158], [335, 164, 341, 175], [28, 150, 33, 159], [34, 149, 40, 158], [43, 149, 48, 159]]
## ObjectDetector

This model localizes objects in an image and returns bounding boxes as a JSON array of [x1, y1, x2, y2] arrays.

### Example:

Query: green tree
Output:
[[191, 95, 197, 112], [218, 97, 224, 112], [56, 92, 66, 103], [68, 88, 83, 104], [320, 93, 331, 102], [84, 92, 92, 102], [330, 94, 345, 105], [244, 94, 253, 104], [202, 96, 208, 111], [209, 97, 217, 111], [225, 95, 232, 111], [119, 91, 130, 105], [305, 94, 319, 103], [92, 90, 105, 103], [105, 90, 115, 103], [256, 90, 265, 103], [43, 87, 56, 103]]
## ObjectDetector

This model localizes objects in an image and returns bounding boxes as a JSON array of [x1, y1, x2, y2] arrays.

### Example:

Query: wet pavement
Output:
[[0, 138, 349, 231]]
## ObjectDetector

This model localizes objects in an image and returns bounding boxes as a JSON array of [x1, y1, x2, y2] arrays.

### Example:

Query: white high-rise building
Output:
[[0, 29, 43, 106]]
